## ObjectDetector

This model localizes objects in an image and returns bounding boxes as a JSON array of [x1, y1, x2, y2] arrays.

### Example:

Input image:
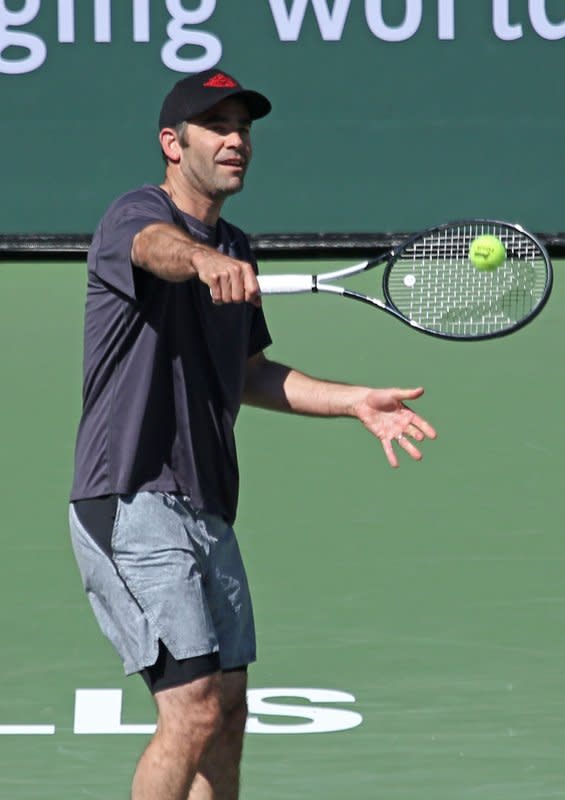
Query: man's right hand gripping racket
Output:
[[257, 220, 553, 341]]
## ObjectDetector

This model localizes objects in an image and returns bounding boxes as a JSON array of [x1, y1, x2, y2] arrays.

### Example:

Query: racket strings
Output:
[[386, 224, 548, 337]]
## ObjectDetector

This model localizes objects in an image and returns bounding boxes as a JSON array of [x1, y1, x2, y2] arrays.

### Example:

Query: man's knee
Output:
[[155, 672, 224, 750]]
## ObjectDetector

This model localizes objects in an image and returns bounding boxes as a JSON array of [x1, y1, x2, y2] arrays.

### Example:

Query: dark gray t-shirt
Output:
[[70, 185, 272, 524]]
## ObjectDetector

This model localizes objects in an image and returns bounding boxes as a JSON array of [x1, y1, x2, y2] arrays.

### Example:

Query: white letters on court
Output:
[[0, 688, 363, 735]]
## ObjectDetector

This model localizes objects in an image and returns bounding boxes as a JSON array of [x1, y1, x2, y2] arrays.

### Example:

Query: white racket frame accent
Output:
[[258, 260, 375, 297]]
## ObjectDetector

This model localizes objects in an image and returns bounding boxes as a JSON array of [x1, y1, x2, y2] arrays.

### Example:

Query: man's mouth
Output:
[[217, 158, 246, 168]]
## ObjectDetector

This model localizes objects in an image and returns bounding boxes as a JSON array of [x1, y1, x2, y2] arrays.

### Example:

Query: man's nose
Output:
[[225, 130, 245, 148]]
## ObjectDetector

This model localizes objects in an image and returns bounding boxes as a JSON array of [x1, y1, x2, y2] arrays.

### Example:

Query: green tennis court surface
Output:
[[1, 258, 564, 798]]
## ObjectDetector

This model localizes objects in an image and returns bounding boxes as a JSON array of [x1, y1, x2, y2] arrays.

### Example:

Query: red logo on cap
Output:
[[204, 73, 238, 89]]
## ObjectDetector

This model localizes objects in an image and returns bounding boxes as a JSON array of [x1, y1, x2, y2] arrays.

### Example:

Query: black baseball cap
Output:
[[159, 68, 272, 129]]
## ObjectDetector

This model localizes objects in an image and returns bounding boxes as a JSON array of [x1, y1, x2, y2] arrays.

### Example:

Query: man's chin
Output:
[[220, 178, 245, 197]]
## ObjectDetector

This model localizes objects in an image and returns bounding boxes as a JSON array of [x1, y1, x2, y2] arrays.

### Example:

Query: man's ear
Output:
[[159, 128, 183, 163]]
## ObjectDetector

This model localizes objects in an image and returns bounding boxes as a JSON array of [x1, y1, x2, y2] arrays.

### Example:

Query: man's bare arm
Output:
[[243, 352, 437, 468], [131, 222, 260, 305]]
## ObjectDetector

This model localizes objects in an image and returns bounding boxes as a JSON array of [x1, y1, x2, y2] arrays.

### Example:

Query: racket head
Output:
[[382, 220, 553, 341]]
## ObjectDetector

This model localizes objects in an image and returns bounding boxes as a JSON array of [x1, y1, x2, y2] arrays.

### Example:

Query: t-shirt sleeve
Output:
[[89, 189, 174, 299], [248, 305, 272, 357]]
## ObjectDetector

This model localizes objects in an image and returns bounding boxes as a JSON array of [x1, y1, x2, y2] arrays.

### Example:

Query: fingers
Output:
[[377, 407, 437, 468], [358, 387, 437, 468], [242, 265, 261, 307], [206, 257, 261, 307], [382, 432, 423, 468], [382, 440, 399, 468], [384, 418, 437, 466], [395, 433, 423, 459], [395, 386, 425, 401], [406, 414, 438, 441], [393, 389, 438, 442]]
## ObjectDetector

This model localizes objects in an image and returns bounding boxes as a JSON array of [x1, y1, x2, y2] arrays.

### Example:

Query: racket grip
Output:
[[257, 273, 314, 295]]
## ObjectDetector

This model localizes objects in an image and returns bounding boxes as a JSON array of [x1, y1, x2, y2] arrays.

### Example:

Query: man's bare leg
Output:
[[188, 670, 248, 800], [131, 671, 223, 800]]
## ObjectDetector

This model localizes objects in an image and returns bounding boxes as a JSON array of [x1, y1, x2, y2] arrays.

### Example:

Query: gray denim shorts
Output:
[[69, 492, 256, 675]]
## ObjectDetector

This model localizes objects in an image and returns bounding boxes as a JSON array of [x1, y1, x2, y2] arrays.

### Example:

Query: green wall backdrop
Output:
[[1, 0, 564, 235]]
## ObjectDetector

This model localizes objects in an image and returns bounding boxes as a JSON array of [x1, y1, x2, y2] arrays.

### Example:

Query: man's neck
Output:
[[160, 173, 223, 226]]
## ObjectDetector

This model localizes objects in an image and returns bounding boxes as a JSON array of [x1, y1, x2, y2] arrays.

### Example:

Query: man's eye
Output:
[[207, 123, 251, 135]]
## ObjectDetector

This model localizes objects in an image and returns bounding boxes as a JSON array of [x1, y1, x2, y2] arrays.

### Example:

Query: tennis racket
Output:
[[257, 220, 553, 341]]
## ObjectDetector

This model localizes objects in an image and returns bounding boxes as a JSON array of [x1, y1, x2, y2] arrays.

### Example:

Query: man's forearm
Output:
[[131, 222, 261, 304], [243, 356, 363, 418], [131, 223, 210, 282], [243, 355, 436, 468]]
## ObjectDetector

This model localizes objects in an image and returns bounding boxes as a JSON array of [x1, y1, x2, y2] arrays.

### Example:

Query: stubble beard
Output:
[[183, 160, 247, 203]]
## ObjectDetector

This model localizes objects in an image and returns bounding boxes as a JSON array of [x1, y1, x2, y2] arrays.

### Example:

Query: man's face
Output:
[[177, 97, 253, 200]]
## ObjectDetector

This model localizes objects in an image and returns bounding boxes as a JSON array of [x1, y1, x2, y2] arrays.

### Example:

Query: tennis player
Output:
[[68, 68, 437, 800]]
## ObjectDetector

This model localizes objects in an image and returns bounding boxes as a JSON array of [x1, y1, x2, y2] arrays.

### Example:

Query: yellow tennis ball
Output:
[[469, 235, 506, 271]]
